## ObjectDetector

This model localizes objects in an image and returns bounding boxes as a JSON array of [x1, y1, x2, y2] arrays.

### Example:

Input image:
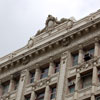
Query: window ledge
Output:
[[78, 86, 92, 93]]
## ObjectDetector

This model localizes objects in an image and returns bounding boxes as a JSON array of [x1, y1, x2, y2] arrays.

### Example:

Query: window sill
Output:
[[66, 92, 74, 97], [78, 86, 92, 93]]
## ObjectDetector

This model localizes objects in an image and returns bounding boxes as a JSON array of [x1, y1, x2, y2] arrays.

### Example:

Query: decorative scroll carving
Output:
[[35, 15, 75, 36]]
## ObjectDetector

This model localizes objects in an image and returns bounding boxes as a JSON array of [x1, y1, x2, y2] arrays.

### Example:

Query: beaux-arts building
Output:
[[0, 9, 100, 100]]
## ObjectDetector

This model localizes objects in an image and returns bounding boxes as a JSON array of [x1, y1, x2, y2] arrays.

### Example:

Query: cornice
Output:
[[0, 9, 100, 70]]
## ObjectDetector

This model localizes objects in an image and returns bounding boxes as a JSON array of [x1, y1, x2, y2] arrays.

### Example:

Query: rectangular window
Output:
[[69, 85, 75, 93], [88, 48, 94, 56], [36, 91, 45, 100], [68, 78, 75, 93], [82, 73, 92, 88], [40, 67, 49, 79], [84, 47, 94, 61], [2, 81, 10, 94], [30, 72, 35, 83], [98, 69, 100, 82], [96, 96, 100, 100], [72, 53, 78, 66], [54, 61, 60, 73], [50, 87, 56, 99], [14, 77, 20, 90], [25, 94, 31, 100]]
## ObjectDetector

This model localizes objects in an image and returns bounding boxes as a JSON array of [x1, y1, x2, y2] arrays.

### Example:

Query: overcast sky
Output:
[[0, 0, 100, 57]]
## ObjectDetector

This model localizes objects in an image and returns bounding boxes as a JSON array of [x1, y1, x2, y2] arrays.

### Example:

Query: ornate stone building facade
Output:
[[0, 9, 100, 100]]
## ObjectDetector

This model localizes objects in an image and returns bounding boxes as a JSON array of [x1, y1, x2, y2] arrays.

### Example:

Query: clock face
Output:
[[47, 20, 54, 27]]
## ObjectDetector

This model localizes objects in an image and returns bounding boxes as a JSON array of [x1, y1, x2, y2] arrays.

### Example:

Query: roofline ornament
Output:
[[35, 15, 75, 36]]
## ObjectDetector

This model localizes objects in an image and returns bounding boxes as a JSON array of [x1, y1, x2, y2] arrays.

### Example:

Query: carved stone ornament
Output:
[[35, 15, 75, 36], [27, 37, 34, 48], [22, 57, 30, 65], [62, 38, 70, 46]]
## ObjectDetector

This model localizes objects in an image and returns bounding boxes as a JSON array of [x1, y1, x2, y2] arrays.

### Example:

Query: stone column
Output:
[[91, 95, 95, 100], [56, 52, 68, 100], [0, 81, 2, 97], [48, 58, 55, 76], [74, 72, 80, 100], [78, 45, 84, 64], [16, 69, 29, 100], [44, 86, 50, 100], [68, 52, 73, 67], [94, 38, 100, 57], [6, 97, 9, 100], [92, 66, 98, 94], [0, 98, 3, 100], [34, 65, 41, 82], [8, 75, 14, 92], [30, 91, 36, 100]]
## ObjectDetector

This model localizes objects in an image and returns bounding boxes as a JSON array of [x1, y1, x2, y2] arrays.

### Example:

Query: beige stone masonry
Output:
[[44, 85, 50, 100], [30, 91, 36, 100], [56, 52, 68, 100], [48, 60, 55, 76], [34, 67, 41, 82], [16, 69, 29, 100], [94, 38, 100, 57], [78, 45, 84, 64]]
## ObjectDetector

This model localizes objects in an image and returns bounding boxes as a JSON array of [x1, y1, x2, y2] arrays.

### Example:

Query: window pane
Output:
[[2, 81, 10, 94], [25, 95, 30, 100], [88, 48, 94, 55], [55, 62, 60, 73], [50, 87, 56, 99], [30, 72, 35, 83], [41, 68, 48, 79], [37, 92, 45, 100], [72, 54, 78, 66], [96, 96, 100, 100], [69, 85, 75, 93], [82, 74, 92, 88]]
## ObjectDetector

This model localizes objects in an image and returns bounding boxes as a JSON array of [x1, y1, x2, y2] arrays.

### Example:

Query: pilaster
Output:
[[44, 85, 50, 100], [74, 72, 80, 100], [30, 91, 36, 100], [0, 81, 2, 97], [94, 38, 100, 57], [56, 51, 68, 100], [48, 58, 55, 76], [92, 66, 98, 94], [91, 95, 95, 100], [34, 65, 41, 82], [78, 45, 84, 64], [8, 75, 14, 92], [16, 69, 29, 100]]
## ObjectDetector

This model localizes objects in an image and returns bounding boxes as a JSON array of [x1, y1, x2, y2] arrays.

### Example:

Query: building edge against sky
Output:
[[0, 9, 100, 100]]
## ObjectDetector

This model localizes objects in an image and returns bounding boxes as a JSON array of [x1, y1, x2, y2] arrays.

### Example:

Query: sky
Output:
[[0, 0, 100, 57]]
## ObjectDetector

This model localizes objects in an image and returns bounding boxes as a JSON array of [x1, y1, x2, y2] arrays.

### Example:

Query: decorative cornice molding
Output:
[[1, 10, 100, 71]]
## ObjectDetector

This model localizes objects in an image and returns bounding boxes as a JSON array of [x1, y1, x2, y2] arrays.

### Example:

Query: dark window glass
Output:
[[69, 85, 75, 93], [50, 87, 56, 99], [96, 96, 100, 100], [84, 48, 94, 61], [14, 78, 19, 90], [98, 70, 100, 82], [88, 48, 94, 56], [30, 72, 35, 83], [2, 81, 10, 94], [25, 95, 30, 100], [54, 61, 60, 73], [72, 53, 78, 66], [41, 67, 49, 79], [36, 91, 45, 100], [82, 73, 92, 88]]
